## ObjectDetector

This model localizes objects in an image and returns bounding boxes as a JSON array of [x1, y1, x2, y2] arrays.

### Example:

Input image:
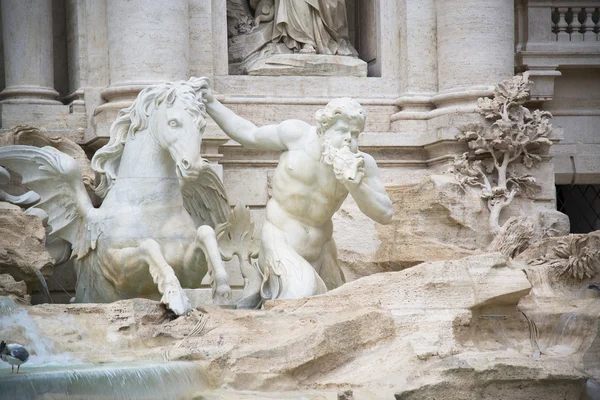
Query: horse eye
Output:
[[168, 119, 179, 128]]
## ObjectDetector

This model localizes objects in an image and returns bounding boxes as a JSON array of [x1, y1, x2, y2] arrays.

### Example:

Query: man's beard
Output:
[[320, 139, 363, 181]]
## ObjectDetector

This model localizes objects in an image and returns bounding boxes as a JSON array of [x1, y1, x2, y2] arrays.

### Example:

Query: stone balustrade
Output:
[[552, 7, 600, 42]]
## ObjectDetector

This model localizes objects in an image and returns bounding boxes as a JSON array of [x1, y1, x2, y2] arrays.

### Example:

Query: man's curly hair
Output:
[[315, 98, 367, 135]]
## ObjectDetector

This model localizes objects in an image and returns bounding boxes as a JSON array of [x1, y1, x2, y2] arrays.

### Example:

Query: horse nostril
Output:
[[181, 158, 190, 170]]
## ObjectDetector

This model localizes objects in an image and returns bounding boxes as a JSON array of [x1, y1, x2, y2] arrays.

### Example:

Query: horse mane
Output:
[[91, 77, 210, 198]]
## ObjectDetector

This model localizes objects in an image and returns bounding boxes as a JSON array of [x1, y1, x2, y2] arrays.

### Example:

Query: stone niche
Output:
[[227, 0, 380, 77]]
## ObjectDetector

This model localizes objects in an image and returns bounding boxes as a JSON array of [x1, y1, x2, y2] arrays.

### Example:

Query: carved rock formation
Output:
[[0, 202, 54, 285], [514, 232, 600, 372], [488, 216, 535, 258], [335, 175, 488, 280], [8, 253, 596, 397], [0, 274, 31, 304]]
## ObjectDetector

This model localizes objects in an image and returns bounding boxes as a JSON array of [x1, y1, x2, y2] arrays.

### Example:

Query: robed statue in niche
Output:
[[227, 0, 364, 75], [272, 0, 357, 56]]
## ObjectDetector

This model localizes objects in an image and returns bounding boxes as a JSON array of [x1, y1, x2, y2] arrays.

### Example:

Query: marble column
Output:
[[0, 0, 60, 104], [97, 0, 190, 113], [391, 0, 437, 127], [434, 0, 514, 108]]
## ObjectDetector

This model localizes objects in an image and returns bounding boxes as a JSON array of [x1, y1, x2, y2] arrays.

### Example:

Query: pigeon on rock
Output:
[[0, 341, 29, 373]]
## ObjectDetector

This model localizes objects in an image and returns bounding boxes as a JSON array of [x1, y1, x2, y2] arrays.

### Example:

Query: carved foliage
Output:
[[529, 235, 600, 281], [452, 73, 554, 234], [215, 201, 260, 294]]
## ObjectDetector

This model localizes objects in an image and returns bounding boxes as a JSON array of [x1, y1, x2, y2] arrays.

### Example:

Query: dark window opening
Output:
[[556, 185, 600, 233]]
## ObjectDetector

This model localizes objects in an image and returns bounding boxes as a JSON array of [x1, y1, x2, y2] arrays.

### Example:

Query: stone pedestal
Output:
[[0, 0, 60, 105], [246, 54, 368, 77]]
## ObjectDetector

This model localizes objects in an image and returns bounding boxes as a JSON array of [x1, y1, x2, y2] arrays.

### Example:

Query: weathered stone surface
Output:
[[228, 23, 275, 63], [335, 175, 487, 281], [0, 202, 53, 284], [6, 253, 595, 398], [0, 274, 30, 304], [512, 232, 600, 381], [336, 175, 572, 282], [247, 54, 367, 77]]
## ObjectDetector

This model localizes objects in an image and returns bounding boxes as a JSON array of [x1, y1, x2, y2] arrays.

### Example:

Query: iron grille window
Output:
[[556, 185, 600, 234]]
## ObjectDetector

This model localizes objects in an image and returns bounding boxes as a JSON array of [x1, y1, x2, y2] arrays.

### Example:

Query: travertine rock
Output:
[[9, 253, 595, 398], [336, 175, 487, 281], [336, 173, 571, 282], [517, 232, 600, 288], [513, 232, 600, 383], [0, 202, 53, 284], [0, 274, 31, 304]]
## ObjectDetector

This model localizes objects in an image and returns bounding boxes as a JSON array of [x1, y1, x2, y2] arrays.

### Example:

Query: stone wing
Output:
[[0, 145, 98, 259], [180, 161, 230, 229]]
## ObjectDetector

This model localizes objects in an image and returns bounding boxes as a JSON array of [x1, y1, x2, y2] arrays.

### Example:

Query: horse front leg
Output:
[[111, 239, 192, 316], [184, 225, 232, 303]]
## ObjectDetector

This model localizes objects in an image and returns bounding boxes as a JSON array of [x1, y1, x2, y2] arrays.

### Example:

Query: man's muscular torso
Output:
[[267, 128, 349, 262]]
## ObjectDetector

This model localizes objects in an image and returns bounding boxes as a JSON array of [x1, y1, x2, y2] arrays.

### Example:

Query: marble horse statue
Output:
[[0, 77, 232, 315]]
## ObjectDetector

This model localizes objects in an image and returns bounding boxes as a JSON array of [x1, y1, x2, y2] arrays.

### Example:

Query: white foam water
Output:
[[0, 296, 73, 366], [0, 297, 209, 398]]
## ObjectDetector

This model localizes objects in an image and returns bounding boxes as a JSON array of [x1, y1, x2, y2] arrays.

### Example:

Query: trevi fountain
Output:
[[0, 0, 599, 399]]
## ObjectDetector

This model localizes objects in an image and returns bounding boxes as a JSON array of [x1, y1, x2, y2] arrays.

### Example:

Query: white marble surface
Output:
[[0, 0, 60, 104], [247, 54, 367, 77], [0, 78, 235, 315], [203, 88, 393, 306]]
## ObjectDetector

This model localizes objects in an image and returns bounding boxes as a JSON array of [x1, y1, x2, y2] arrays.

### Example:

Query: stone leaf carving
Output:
[[215, 201, 261, 309], [529, 234, 600, 281], [451, 72, 557, 257]]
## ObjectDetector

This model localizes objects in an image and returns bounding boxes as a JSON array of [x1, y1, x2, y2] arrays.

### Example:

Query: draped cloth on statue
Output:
[[272, 0, 351, 55]]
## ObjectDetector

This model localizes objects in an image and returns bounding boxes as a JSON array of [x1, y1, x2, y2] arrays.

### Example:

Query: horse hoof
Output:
[[162, 290, 192, 316], [215, 284, 232, 301]]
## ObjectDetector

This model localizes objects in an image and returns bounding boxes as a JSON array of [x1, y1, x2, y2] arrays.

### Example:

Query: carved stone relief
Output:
[[227, 0, 367, 76]]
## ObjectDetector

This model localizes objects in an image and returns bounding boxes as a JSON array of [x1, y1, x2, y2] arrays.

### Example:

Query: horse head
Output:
[[91, 77, 211, 197], [149, 86, 207, 181]]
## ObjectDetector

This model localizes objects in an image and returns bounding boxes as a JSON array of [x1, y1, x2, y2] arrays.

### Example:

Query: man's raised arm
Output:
[[203, 91, 304, 151], [342, 153, 393, 225]]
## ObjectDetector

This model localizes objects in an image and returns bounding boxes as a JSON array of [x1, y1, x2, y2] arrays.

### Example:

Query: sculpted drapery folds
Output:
[[272, 0, 357, 56]]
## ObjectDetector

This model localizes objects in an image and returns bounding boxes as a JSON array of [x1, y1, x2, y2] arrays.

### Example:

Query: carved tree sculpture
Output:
[[452, 73, 554, 251]]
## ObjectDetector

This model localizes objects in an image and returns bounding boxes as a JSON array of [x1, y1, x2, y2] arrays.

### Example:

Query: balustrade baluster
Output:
[[551, 8, 560, 39], [557, 7, 570, 41], [594, 8, 600, 41], [571, 8, 583, 41], [581, 9, 593, 41]]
